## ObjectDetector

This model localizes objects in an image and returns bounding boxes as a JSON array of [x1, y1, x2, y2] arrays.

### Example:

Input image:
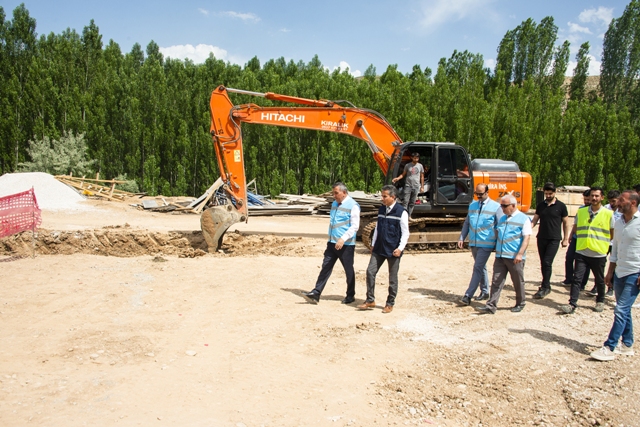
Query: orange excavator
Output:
[[202, 85, 532, 252]]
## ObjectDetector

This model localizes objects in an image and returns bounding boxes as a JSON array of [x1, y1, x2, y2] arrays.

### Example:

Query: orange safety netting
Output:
[[0, 188, 42, 238]]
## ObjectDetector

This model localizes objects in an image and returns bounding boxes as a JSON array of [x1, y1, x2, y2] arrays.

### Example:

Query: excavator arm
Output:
[[202, 85, 403, 251]]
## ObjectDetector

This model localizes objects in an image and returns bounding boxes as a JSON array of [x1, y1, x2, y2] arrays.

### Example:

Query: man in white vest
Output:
[[302, 182, 360, 305], [478, 195, 531, 314]]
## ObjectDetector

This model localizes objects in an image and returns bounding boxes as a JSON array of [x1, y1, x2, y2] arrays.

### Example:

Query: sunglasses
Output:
[[474, 192, 486, 196], [500, 204, 513, 208]]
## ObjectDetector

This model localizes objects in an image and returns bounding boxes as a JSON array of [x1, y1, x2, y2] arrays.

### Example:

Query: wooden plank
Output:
[[193, 178, 224, 214]]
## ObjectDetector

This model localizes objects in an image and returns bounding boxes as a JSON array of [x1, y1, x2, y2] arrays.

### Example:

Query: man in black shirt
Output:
[[531, 182, 570, 299]]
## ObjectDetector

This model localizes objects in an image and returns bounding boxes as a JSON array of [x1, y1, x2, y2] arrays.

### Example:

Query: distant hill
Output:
[[562, 75, 601, 97]]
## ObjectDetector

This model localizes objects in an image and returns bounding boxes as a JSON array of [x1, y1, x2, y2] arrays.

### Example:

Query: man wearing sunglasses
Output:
[[477, 195, 531, 314], [561, 187, 615, 314], [457, 183, 504, 305], [531, 182, 570, 299]]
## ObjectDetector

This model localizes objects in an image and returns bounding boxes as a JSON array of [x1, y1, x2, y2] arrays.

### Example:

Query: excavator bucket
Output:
[[200, 204, 245, 252]]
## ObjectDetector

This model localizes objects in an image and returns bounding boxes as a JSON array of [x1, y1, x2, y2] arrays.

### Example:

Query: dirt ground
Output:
[[1, 200, 639, 426]]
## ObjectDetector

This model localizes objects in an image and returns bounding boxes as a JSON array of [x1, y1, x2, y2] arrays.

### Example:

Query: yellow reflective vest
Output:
[[576, 207, 613, 255]]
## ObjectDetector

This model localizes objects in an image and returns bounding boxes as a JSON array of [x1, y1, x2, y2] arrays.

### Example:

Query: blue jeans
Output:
[[604, 273, 640, 351], [464, 246, 491, 297]]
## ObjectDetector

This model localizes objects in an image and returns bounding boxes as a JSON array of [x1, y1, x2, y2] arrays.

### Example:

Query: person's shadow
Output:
[[508, 328, 593, 355], [407, 287, 460, 304], [280, 288, 350, 304]]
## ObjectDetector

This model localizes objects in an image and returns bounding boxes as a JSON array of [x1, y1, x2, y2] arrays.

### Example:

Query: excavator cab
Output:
[[387, 142, 473, 216]]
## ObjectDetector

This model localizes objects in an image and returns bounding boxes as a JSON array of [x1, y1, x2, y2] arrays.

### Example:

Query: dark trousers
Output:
[[401, 186, 419, 217], [537, 238, 560, 288], [365, 252, 401, 306], [486, 257, 526, 313], [565, 238, 590, 287], [312, 242, 356, 298], [569, 254, 607, 306]]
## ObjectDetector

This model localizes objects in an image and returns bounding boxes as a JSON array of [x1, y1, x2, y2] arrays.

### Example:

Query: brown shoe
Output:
[[382, 305, 393, 314], [357, 301, 375, 310]]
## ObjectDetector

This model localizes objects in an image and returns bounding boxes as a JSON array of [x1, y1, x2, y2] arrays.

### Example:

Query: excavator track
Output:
[[362, 217, 468, 253]]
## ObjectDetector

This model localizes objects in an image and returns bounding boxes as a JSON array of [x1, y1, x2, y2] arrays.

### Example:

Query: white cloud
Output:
[[567, 54, 601, 76], [279, 28, 291, 33], [159, 44, 244, 65], [198, 8, 209, 16], [579, 7, 613, 26], [565, 33, 584, 47], [220, 11, 260, 23], [484, 58, 495, 70], [588, 56, 602, 75], [417, 0, 496, 32], [326, 61, 362, 77], [567, 22, 592, 34]]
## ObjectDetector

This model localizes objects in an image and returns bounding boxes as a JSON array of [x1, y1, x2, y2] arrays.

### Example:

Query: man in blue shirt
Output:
[[302, 182, 360, 305], [457, 183, 503, 305]]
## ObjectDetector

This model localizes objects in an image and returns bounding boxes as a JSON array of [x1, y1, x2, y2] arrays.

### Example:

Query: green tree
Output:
[[570, 42, 591, 102], [19, 132, 95, 175], [3, 4, 37, 172]]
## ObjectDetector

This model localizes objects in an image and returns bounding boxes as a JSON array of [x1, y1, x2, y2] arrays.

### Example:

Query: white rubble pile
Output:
[[0, 172, 92, 211]]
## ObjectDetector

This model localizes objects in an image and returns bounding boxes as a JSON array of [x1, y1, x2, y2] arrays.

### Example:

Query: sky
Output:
[[1, 0, 632, 77]]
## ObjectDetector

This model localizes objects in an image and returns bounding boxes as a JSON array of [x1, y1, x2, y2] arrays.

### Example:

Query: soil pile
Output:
[[0, 227, 322, 258]]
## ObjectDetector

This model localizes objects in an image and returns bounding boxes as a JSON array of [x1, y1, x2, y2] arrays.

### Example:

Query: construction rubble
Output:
[[0, 172, 382, 217]]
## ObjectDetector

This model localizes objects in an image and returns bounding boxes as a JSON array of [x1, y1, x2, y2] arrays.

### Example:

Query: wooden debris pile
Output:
[[315, 190, 382, 215], [55, 175, 138, 201]]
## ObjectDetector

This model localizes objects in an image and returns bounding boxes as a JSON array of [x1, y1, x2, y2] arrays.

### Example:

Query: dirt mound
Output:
[[0, 226, 322, 258], [221, 231, 322, 256]]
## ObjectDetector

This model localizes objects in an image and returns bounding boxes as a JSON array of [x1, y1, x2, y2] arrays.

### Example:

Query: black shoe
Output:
[[605, 288, 614, 299], [511, 305, 525, 313], [458, 295, 471, 306], [341, 297, 355, 304], [533, 287, 550, 299], [302, 291, 319, 304], [476, 306, 495, 314], [562, 280, 572, 285], [585, 286, 597, 297], [474, 292, 489, 301]]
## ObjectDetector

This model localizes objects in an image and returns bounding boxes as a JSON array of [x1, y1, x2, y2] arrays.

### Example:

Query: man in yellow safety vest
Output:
[[561, 187, 615, 314]]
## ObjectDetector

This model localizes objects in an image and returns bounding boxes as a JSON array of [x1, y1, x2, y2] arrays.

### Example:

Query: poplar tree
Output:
[[570, 42, 591, 102]]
